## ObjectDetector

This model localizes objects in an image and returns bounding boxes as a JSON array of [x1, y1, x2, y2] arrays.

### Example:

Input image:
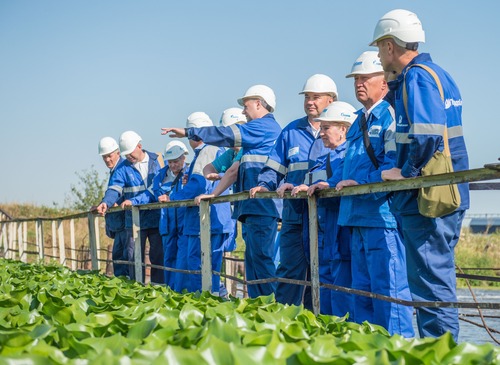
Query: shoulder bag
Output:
[[403, 64, 461, 218]]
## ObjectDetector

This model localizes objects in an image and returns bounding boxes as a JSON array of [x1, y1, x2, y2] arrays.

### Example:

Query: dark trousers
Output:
[[127, 228, 164, 284]]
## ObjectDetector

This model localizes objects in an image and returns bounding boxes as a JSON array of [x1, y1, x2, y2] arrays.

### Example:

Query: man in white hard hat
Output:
[[372, 9, 469, 341], [92, 137, 128, 277], [161, 85, 282, 298], [96, 130, 164, 284], [151, 141, 189, 289], [166, 112, 233, 294], [322, 51, 414, 336], [197, 107, 246, 255], [249, 74, 334, 309]]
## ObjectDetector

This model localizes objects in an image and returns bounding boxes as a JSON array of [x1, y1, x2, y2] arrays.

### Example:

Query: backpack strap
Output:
[[359, 113, 380, 169], [403, 64, 450, 156]]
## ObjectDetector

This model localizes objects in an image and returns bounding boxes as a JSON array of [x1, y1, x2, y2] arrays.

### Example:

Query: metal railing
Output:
[[2, 163, 500, 315]]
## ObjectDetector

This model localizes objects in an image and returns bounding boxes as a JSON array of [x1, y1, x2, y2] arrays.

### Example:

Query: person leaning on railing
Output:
[[376, 9, 469, 342], [161, 85, 282, 298]]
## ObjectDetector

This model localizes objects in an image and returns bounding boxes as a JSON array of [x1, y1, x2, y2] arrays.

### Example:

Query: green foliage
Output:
[[64, 165, 107, 211], [456, 229, 500, 287], [0, 259, 498, 364]]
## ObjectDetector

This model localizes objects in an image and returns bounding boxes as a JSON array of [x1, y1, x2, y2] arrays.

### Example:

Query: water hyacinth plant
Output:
[[0, 259, 498, 364]]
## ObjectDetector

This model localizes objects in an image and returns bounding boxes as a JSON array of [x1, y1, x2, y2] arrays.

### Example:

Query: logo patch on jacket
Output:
[[368, 126, 382, 137], [288, 146, 300, 157]]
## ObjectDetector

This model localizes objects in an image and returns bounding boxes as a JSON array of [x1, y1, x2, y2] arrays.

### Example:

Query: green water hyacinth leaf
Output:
[[282, 322, 311, 342], [305, 335, 343, 358], [265, 331, 303, 360], [29, 323, 54, 341], [228, 344, 278, 365], [153, 345, 209, 365], [64, 323, 93, 340], [178, 303, 204, 329], [241, 330, 273, 346], [81, 334, 141, 356], [127, 319, 158, 340], [204, 316, 240, 343], [442, 342, 500, 365], [198, 336, 236, 365], [1, 332, 34, 348], [0, 354, 55, 365], [1, 260, 500, 364]]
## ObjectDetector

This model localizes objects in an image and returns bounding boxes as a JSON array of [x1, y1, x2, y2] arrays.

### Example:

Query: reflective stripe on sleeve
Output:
[[397, 125, 464, 145], [240, 154, 269, 164], [265, 158, 287, 175], [109, 185, 123, 194], [412, 123, 445, 136], [230, 124, 242, 147], [385, 139, 396, 152], [123, 186, 146, 194], [288, 162, 309, 173], [310, 170, 327, 182]]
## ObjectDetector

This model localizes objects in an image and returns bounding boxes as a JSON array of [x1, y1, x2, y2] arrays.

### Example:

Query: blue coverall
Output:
[[152, 162, 188, 289], [387, 53, 469, 341], [169, 144, 233, 293], [186, 113, 282, 298], [257, 116, 329, 308], [302, 145, 352, 316], [210, 148, 243, 253], [101, 150, 164, 284], [329, 101, 414, 337], [103, 158, 128, 277]]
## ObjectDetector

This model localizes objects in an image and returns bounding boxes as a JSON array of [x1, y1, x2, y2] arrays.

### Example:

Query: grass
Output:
[[456, 228, 500, 288]]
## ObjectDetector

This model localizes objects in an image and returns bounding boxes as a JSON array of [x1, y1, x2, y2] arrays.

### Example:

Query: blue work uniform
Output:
[[103, 158, 128, 277], [329, 101, 414, 337], [153, 163, 188, 289], [387, 53, 469, 341], [257, 116, 329, 308], [302, 144, 352, 316], [210, 148, 243, 252], [186, 114, 282, 298], [102, 150, 163, 284], [169, 144, 232, 294]]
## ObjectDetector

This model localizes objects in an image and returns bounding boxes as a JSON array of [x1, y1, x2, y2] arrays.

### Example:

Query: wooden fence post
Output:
[[70, 219, 76, 270], [8, 222, 16, 260], [17, 222, 23, 262], [51, 221, 57, 259], [307, 194, 320, 315], [36, 219, 44, 261], [87, 213, 100, 271], [57, 219, 66, 265], [22, 222, 28, 260], [200, 200, 212, 293], [0, 222, 6, 257], [132, 206, 143, 283]]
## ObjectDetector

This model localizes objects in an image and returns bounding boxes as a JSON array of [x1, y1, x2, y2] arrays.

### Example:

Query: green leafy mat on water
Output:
[[0, 259, 498, 364]]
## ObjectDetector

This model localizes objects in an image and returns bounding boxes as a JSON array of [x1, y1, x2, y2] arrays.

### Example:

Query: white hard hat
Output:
[[98, 137, 119, 156], [370, 9, 425, 46], [299, 74, 338, 98], [164, 140, 189, 161], [119, 131, 142, 156], [314, 101, 357, 126], [237, 84, 276, 113], [219, 107, 246, 126], [346, 51, 384, 78], [186, 112, 213, 128]]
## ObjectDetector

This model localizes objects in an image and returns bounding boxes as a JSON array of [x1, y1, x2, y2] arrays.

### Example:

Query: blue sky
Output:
[[1, 0, 499, 214]]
